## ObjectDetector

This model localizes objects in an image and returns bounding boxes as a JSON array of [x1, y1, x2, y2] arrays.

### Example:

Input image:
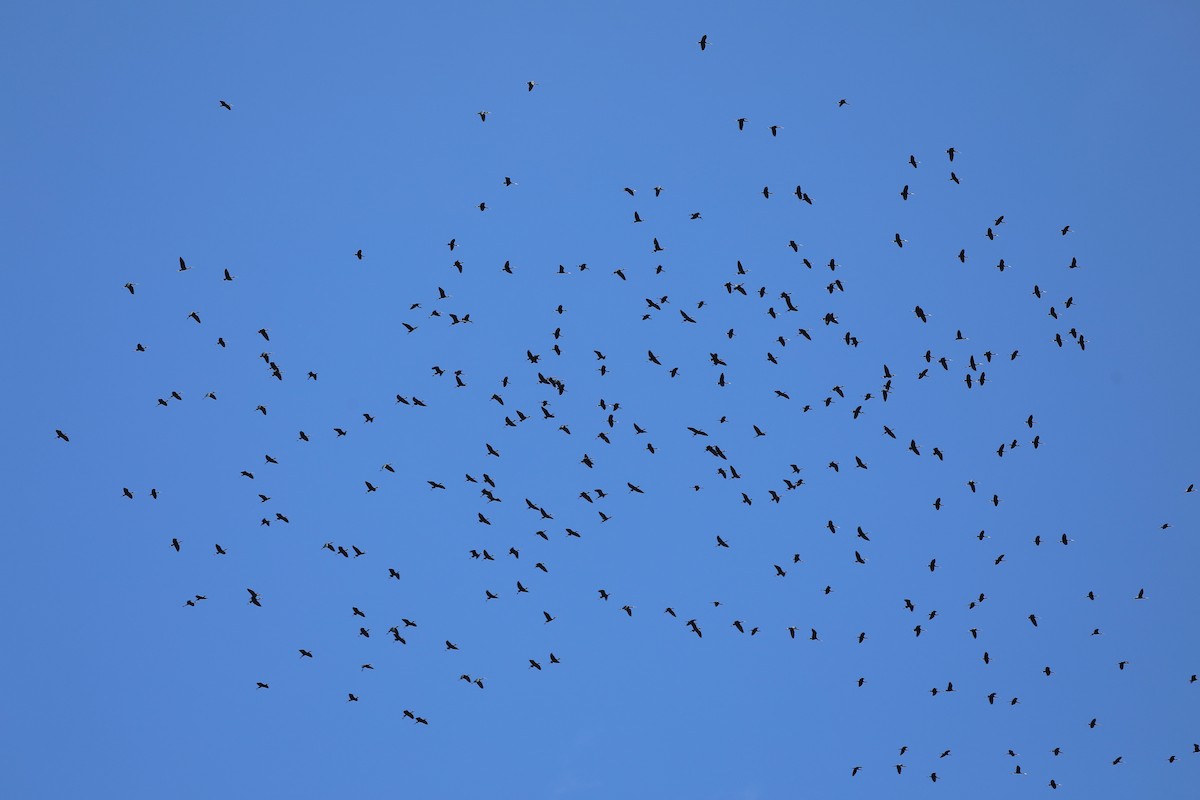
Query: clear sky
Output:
[[3, 2, 1199, 798]]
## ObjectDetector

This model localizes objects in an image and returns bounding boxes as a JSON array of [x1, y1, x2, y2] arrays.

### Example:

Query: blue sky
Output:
[[3, 1, 1199, 797]]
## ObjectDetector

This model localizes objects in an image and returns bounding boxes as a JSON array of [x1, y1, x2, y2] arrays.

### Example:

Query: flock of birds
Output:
[[54, 32, 1196, 789]]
